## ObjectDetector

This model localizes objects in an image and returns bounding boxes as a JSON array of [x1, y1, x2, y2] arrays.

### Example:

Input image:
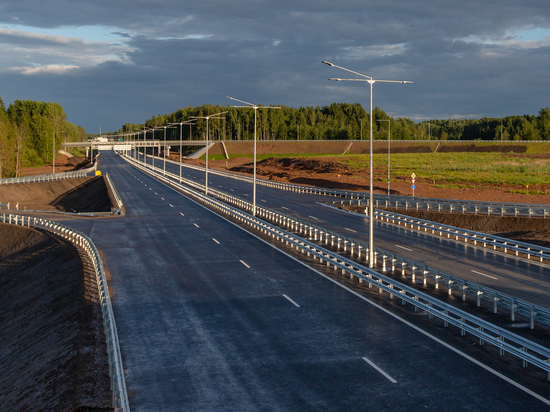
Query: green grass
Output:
[[337, 152, 550, 187]]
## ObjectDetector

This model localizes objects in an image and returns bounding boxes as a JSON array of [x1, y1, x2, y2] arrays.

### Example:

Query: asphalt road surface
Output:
[[59, 151, 550, 411], [146, 152, 550, 308]]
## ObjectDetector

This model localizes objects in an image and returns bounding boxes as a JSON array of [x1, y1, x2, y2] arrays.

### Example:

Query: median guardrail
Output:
[[120, 152, 550, 380], [1, 213, 130, 412]]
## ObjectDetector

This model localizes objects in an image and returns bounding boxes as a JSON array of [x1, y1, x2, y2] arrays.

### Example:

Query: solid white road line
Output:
[[282, 294, 300, 308], [395, 245, 413, 252], [362, 357, 397, 383], [471, 270, 498, 280]]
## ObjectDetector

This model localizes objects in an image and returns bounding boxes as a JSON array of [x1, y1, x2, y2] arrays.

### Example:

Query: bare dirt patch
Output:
[[0, 224, 111, 411], [21, 154, 91, 177]]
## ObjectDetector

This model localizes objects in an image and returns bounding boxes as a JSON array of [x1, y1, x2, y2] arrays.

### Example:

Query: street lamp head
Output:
[[328, 78, 342, 81], [322, 60, 335, 66], [401, 81, 413, 84]]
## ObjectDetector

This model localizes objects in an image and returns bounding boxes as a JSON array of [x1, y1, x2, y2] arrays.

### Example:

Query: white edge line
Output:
[[362, 357, 397, 383], [282, 294, 300, 308], [123, 156, 550, 407], [471, 270, 498, 280]]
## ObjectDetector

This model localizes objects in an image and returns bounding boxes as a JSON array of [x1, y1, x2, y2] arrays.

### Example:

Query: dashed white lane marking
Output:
[[395, 245, 413, 252], [282, 206, 289, 210], [194, 223, 200, 228], [345, 228, 357, 233], [240, 260, 250, 268], [161, 197, 165, 201], [230, 189, 235, 191], [212, 238, 220, 244], [243, 193, 249, 196], [180, 212, 185, 216], [261, 199, 267, 202], [282, 294, 300, 308], [362, 357, 397, 383], [309, 215, 318, 220], [471, 270, 498, 280], [169, 204, 173, 207]]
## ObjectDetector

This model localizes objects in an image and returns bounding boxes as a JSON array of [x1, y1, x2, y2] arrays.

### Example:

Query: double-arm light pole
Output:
[[190, 111, 227, 195], [226, 96, 280, 216], [322, 60, 412, 268]]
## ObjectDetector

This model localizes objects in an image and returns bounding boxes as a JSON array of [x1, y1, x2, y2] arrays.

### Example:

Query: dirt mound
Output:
[[0, 224, 111, 410], [0, 176, 113, 213], [229, 157, 350, 180]]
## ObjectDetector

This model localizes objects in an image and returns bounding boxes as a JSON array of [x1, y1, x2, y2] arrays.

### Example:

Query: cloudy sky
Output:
[[1, 1, 549, 133]]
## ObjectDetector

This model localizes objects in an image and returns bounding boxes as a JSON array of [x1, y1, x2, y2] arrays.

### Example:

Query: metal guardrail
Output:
[[120, 153, 550, 380], [0, 158, 98, 186], [375, 209, 550, 264], [105, 173, 124, 215], [1, 213, 130, 412], [155, 154, 550, 218]]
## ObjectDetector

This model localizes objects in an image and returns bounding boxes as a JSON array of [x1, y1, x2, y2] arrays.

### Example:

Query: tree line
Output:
[[117, 103, 550, 143], [0, 98, 86, 178]]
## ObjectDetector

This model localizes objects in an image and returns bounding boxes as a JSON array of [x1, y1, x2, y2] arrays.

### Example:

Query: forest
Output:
[[118, 103, 550, 143], [0, 98, 86, 178]]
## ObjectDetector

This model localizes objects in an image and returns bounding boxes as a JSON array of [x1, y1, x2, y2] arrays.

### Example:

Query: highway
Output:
[[61, 151, 550, 410], [140, 152, 550, 308]]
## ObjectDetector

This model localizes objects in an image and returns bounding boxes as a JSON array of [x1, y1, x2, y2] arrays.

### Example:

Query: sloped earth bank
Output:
[[0, 224, 112, 411], [182, 156, 550, 246], [0, 176, 113, 213]]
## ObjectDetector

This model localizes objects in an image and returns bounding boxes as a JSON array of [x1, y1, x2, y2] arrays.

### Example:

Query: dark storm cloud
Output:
[[0, 0, 549, 130]]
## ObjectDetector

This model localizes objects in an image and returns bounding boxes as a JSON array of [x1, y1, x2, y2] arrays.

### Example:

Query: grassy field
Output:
[[340, 152, 550, 188], [202, 149, 550, 190]]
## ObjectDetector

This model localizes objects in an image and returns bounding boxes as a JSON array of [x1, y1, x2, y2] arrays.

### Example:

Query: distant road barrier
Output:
[[1, 213, 130, 412], [0, 157, 98, 186]]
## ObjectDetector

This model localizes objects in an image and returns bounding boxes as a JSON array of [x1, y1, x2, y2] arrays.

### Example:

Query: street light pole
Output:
[[322, 60, 411, 268], [226, 96, 280, 216], [377, 119, 391, 195], [190, 112, 228, 195]]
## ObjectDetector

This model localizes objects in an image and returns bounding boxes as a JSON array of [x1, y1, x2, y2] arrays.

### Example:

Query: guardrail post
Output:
[[460, 318, 465, 336], [493, 297, 499, 314], [530, 308, 536, 330]]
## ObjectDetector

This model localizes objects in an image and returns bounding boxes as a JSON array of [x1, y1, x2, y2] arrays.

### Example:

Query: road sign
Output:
[[411, 173, 416, 179], [411, 184, 415, 190]]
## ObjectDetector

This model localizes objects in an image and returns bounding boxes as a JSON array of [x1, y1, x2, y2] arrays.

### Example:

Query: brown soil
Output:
[[0, 224, 112, 411], [0, 176, 113, 213], [21, 154, 91, 177]]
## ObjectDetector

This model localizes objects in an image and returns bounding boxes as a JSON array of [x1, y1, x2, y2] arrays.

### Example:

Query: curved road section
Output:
[[62, 152, 550, 411]]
